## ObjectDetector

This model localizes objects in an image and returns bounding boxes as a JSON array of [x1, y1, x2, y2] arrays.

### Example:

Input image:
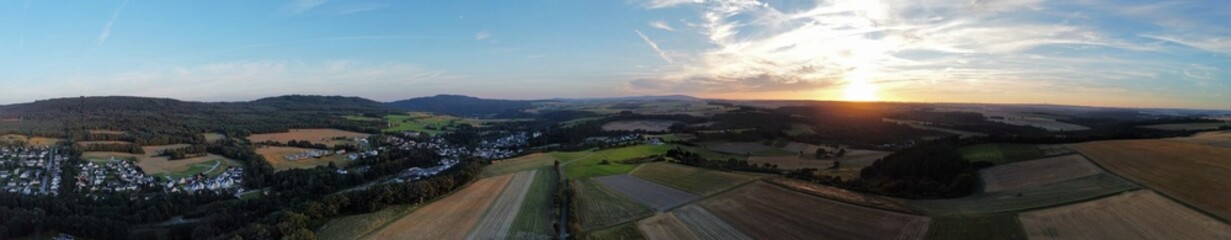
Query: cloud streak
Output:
[[286, 0, 328, 14], [634, 30, 673, 64], [650, 21, 675, 31], [98, 0, 130, 45]]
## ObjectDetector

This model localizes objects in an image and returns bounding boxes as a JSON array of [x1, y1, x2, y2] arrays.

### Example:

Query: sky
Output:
[[0, 0, 1229, 109]]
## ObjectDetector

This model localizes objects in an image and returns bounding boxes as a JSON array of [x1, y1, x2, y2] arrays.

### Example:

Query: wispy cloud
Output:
[[634, 30, 672, 64], [640, 0, 704, 9], [475, 31, 491, 40], [649, 20, 675, 31], [199, 35, 457, 58], [335, 3, 387, 15], [286, 0, 328, 14], [1142, 34, 1231, 55], [98, 0, 130, 45]]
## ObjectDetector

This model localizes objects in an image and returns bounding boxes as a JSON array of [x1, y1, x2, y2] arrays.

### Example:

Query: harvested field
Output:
[[629, 162, 757, 196], [84, 145, 238, 178], [702, 182, 930, 240], [509, 168, 558, 239], [766, 178, 914, 213], [979, 154, 1103, 192], [924, 213, 1026, 240], [469, 170, 538, 240], [638, 213, 700, 240], [602, 120, 681, 132], [595, 174, 699, 211], [483, 153, 556, 178], [77, 141, 132, 146], [1072, 140, 1231, 220], [673, 205, 750, 240], [1019, 190, 1231, 239], [1139, 122, 1230, 131], [256, 146, 348, 171], [908, 174, 1138, 215], [246, 128, 370, 147], [201, 133, 226, 143], [958, 143, 1045, 165], [365, 175, 513, 240], [704, 142, 771, 155], [0, 134, 62, 146], [574, 178, 654, 230], [1166, 130, 1231, 148], [316, 205, 417, 240], [584, 222, 645, 240]]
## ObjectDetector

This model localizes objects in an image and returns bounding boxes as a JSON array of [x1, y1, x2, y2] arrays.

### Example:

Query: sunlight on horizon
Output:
[[842, 68, 879, 102]]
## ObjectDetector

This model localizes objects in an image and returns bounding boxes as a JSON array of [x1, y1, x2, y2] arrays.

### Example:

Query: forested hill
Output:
[[0, 95, 392, 144], [386, 94, 540, 118]]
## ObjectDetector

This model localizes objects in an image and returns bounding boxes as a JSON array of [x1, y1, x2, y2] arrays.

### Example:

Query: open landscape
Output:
[[594, 174, 699, 211], [246, 128, 370, 147], [1071, 139, 1231, 220], [629, 162, 757, 196], [701, 182, 932, 239], [255, 146, 348, 171], [573, 178, 655, 230], [364, 174, 512, 240], [978, 154, 1103, 192], [467, 170, 538, 240], [1019, 190, 1231, 239]]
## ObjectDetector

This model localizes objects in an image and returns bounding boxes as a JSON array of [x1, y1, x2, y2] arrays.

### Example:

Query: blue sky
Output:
[[1, 0, 1229, 109]]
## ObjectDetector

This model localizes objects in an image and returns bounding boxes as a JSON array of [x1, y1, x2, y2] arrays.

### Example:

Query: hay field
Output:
[[924, 213, 1026, 240], [595, 174, 699, 211], [246, 128, 369, 147], [365, 175, 513, 240], [1165, 130, 1231, 148], [601, 120, 681, 132], [468, 170, 538, 240], [672, 205, 750, 240], [702, 182, 931, 240], [0, 134, 62, 146], [256, 146, 348, 171], [508, 168, 558, 239], [574, 178, 654, 230], [483, 153, 557, 178], [638, 213, 701, 240], [629, 162, 757, 196], [979, 154, 1103, 192], [1072, 140, 1231, 220], [1019, 190, 1231, 239], [1139, 122, 1230, 131], [766, 178, 915, 213], [908, 174, 1138, 215]]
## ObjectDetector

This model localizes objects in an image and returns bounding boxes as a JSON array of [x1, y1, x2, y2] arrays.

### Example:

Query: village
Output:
[[0, 146, 68, 195]]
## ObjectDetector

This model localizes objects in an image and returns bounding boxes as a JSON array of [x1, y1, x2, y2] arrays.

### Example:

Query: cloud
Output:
[[199, 35, 457, 58], [634, 30, 673, 64], [649, 21, 676, 31], [335, 3, 387, 15], [1142, 34, 1231, 55], [98, 0, 130, 45], [640, 0, 704, 9], [286, 0, 328, 14], [475, 31, 491, 40]]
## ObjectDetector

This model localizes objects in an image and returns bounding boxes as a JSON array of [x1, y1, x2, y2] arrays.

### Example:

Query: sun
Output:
[[842, 68, 879, 101]]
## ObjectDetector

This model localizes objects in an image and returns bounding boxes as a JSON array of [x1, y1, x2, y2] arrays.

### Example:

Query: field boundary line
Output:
[[762, 178, 921, 215], [1069, 148, 1231, 224], [659, 178, 762, 213], [356, 179, 485, 240]]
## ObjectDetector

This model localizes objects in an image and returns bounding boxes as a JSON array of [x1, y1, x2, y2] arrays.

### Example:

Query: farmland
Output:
[[958, 143, 1045, 164], [382, 113, 460, 135], [907, 174, 1138, 215], [924, 214, 1026, 240], [766, 178, 915, 213], [747, 147, 890, 179], [246, 128, 370, 147], [978, 154, 1103, 192], [146, 159, 236, 179], [672, 205, 750, 240], [0, 134, 62, 146], [364, 174, 512, 240], [601, 120, 681, 132], [703, 142, 773, 155], [1139, 122, 1230, 131], [508, 168, 558, 239], [701, 182, 931, 240], [583, 222, 645, 240], [629, 162, 757, 196], [638, 213, 700, 240], [255, 146, 348, 171], [1071, 140, 1231, 220], [1165, 130, 1231, 148], [563, 144, 673, 179], [574, 178, 654, 230], [468, 170, 538, 240], [986, 116, 1089, 131], [201, 133, 226, 143], [594, 174, 699, 211], [315, 205, 417, 240], [483, 153, 556, 178], [84, 144, 240, 178], [1019, 190, 1231, 239]]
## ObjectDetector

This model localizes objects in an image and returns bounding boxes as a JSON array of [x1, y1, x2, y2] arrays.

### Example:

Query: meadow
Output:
[[601, 120, 680, 132], [574, 178, 654, 230], [507, 168, 559, 239], [629, 162, 757, 196], [595, 174, 699, 211]]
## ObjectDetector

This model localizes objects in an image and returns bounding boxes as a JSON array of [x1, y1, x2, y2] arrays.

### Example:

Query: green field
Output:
[[382, 113, 458, 135], [583, 222, 646, 240], [629, 162, 758, 196], [343, 115, 381, 121], [958, 143, 1046, 164], [564, 145, 673, 179], [924, 213, 1026, 240], [315, 204, 418, 240], [907, 174, 1139, 215], [574, 178, 654, 230], [508, 168, 559, 239], [482, 153, 558, 178], [147, 159, 231, 179]]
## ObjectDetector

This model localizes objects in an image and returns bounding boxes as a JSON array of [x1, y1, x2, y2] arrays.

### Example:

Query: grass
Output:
[[629, 162, 757, 196], [343, 115, 382, 121], [508, 168, 559, 238], [483, 153, 558, 178], [924, 213, 1026, 240], [147, 159, 228, 179], [958, 143, 1045, 164], [315, 204, 418, 240], [564, 145, 673, 179], [583, 222, 646, 240], [574, 178, 655, 230], [383, 113, 458, 135]]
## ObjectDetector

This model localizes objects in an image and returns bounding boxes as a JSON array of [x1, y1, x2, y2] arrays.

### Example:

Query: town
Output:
[[0, 146, 68, 195]]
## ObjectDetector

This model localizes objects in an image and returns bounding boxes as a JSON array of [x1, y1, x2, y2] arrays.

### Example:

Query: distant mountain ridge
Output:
[[385, 94, 539, 118]]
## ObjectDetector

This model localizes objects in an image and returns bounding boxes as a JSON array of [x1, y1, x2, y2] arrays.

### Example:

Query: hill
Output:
[[387, 95, 538, 118]]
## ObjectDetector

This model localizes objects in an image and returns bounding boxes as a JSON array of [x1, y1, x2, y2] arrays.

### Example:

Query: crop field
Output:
[[702, 182, 931, 240], [77, 140, 132, 146], [987, 117, 1089, 131], [508, 168, 558, 239], [316, 205, 417, 240], [201, 133, 226, 143], [584, 222, 645, 240], [1139, 122, 1230, 131], [601, 120, 681, 132], [483, 153, 557, 178], [924, 213, 1025, 240], [883, 118, 987, 138], [146, 159, 235, 179], [246, 128, 369, 147], [574, 178, 655, 230], [748, 148, 889, 179], [365, 175, 512, 240], [1019, 190, 1231, 239], [0, 134, 62, 146], [629, 162, 757, 196], [255, 146, 348, 171], [1071, 140, 1231, 220], [672, 205, 751, 240], [907, 174, 1138, 215], [645, 133, 696, 142], [958, 143, 1045, 164], [766, 178, 915, 213], [469, 170, 538, 240], [703, 142, 772, 155], [564, 144, 673, 179], [979, 154, 1103, 192], [594, 174, 699, 211], [638, 213, 700, 240], [1165, 130, 1231, 148], [84, 146, 239, 178]]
